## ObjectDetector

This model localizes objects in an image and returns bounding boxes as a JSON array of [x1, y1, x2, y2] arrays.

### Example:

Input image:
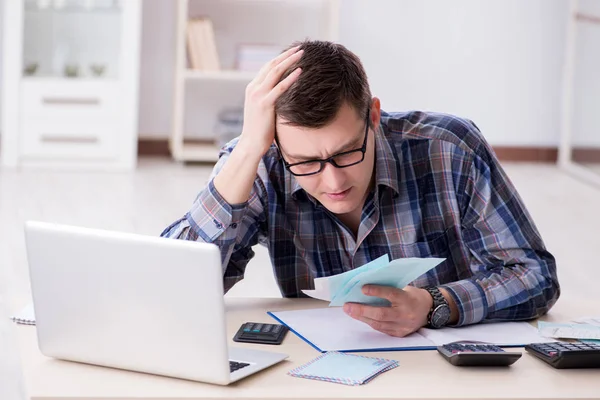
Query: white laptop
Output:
[[24, 220, 288, 385]]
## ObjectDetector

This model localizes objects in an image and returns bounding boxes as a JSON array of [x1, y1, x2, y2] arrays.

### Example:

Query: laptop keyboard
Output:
[[230, 361, 250, 373]]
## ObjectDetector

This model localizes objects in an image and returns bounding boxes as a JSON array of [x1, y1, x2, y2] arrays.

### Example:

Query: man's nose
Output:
[[320, 162, 346, 189]]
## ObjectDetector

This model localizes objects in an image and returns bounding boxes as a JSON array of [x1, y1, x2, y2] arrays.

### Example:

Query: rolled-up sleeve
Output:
[[161, 146, 269, 293]]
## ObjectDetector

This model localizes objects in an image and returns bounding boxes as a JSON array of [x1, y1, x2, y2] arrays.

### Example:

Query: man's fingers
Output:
[[343, 303, 398, 322], [362, 285, 405, 303], [254, 45, 302, 86], [379, 328, 415, 338], [261, 49, 304, 92], [265, 67, 302, 105]]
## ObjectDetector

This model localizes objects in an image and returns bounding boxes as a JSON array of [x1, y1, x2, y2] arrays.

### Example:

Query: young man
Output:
[[162, 41, 559, 337]]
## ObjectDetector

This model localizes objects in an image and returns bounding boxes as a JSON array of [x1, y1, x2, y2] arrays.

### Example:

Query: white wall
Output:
[[137, 0, 571, 146], [0, 0, 4, 131], [136, 0, 176, 137], [572, 0, 600, 147], [340, 0, 569, 147], [1, 0, 597, 147]]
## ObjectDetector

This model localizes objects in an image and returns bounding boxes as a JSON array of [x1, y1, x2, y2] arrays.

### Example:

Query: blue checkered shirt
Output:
[[161, 110, 560, 326]]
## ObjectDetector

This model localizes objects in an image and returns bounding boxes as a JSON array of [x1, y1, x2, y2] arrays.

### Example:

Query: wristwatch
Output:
[[425, 287, 451, 329]]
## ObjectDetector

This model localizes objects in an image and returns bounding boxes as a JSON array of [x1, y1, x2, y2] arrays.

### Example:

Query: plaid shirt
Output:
[[161, 110, 560, 326]]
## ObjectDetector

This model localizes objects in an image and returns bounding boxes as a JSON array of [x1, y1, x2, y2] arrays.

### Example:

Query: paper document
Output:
[[302, 254, 445, 307], [538, 321, 600, 340], [269, 307, 552, 352], [572, 316, 600, 327]]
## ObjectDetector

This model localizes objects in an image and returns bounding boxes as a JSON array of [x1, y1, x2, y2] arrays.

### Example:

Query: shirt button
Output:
[[213, 219, 222, 229], [230, 223, 238, 229]]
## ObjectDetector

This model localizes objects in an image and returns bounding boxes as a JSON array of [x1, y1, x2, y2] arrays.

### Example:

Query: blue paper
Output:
[[581, 339, 600, 345], [326, 254, 389, 297], [329, 257, 445, 307]]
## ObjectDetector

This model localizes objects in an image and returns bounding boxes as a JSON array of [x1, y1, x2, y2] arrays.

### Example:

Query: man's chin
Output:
[[319, 198, 357, 216]]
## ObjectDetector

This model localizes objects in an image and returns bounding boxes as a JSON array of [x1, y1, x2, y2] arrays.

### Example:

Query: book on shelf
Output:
[[186, 17, 220, 71]]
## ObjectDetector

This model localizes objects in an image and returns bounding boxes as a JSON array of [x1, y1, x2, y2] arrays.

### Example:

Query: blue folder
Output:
[[267, 309, 539, 353], [267, 311, 440, 353]]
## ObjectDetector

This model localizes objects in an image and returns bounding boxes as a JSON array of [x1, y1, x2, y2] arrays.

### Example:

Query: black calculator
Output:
[[233, 322, 288, 345], [437, 341, 522, 366], [525, 341, 600, 369]]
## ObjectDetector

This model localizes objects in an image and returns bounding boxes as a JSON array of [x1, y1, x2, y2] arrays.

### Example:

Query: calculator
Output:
[[233, 322, 288, 345], [437, 341, 522, 366], [525, 342, 600, 369]]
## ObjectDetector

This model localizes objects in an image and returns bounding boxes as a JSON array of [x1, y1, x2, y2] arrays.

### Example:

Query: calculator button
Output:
[[253, 324, 263, 332], [261, 325, 272, 333], [244, 323, 254, 332], [273, 325, 283, 333]]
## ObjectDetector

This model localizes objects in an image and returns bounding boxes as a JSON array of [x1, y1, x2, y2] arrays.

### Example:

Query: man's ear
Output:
[[370, 97, 382, 126]]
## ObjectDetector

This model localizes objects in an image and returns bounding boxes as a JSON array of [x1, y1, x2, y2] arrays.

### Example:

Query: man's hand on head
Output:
[[342, 285, 434, 337]]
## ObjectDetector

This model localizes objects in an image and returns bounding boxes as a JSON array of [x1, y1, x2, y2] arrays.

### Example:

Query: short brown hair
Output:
[[275, 40, 372, 128]]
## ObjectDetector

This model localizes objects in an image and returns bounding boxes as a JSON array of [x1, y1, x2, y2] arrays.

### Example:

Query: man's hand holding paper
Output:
[[301, 255, 444, 304], [343, 285, 434, 338], [328, 256, 445, 306], [301, 255, 451, 337]]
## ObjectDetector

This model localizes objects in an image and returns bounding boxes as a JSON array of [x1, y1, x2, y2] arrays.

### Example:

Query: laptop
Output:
[[24, 220, 288, 385]]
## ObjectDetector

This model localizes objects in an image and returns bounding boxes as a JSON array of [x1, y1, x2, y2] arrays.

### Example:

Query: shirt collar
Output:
[[373, 124, 400, 196], [287, 124, 400, 201]]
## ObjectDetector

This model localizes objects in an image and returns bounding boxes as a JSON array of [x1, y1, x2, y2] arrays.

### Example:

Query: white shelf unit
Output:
[[1, 0, 142, 171], [170, 0, 341, 163]]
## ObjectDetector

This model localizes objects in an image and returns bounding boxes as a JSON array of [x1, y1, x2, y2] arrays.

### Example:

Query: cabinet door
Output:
[[22, 0, 123, 80]]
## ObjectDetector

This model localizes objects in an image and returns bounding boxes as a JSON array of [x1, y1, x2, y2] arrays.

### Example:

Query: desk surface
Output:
[[17, 297, 600, 400]]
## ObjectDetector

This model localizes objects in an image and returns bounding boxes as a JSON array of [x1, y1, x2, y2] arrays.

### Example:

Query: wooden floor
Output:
[[1, 157, 600, 399]]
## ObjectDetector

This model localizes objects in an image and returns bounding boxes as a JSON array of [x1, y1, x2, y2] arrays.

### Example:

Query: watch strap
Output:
[[426, 287, 449, 328]]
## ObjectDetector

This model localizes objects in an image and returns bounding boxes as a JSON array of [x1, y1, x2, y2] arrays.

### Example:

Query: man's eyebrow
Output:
[[284, 133, 363, 161]]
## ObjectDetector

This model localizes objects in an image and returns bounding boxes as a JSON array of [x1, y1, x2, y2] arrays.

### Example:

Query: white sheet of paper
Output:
[[301, 276, 332, 302], [270, 307, 551, 352], [272, 307, 431, 351], [538, 321, 600, 340]]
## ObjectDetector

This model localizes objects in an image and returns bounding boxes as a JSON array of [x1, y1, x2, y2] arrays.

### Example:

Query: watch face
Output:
[[431, 305, 451, 328]]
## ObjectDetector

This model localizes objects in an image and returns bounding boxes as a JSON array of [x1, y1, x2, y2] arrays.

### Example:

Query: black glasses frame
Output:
[[278, 109, 371, 177]]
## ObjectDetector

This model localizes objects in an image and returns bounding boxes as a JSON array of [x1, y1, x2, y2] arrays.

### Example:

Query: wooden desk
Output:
[[17, 297, 600, 400]]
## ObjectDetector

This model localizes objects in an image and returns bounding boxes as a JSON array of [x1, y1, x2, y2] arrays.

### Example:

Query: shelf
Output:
[[22, 76, 118, 82], [184, 69, 255, 82], [170, 0, 340, 162], [24, 0, 121, 14], [176, 142, 221, 162]]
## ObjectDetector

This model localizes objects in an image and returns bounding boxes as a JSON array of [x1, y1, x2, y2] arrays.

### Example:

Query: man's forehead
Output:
[[276, 119, 365, 160]]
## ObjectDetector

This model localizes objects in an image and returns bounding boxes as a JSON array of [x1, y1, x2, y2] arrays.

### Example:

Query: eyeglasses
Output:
[[278, 109, 370, 177]]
